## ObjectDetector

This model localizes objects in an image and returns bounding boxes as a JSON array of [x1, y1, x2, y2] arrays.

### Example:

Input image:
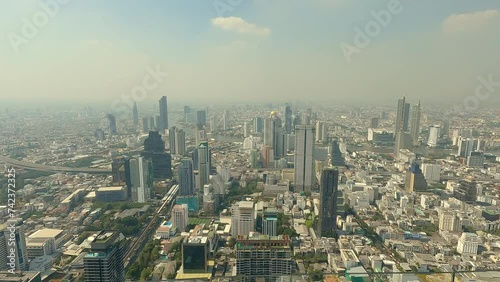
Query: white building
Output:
[[231, 201, 255, 236], [427, 125, 441, 147], [457, 232, 479, 255], [421, 163, 440, 183], [294, 125, 315, 193], [172, 204, 189, 233], [439, 211, 461, 232]]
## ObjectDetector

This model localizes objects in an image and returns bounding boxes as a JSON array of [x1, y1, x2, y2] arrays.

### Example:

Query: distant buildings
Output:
[[231, 201, 255, 236], [370, 117, 379, 129], [394, 96, 410, 141], [253, 116, 263, 134], [132, 102, 139, 126], [235, 235, 292, 281], [294, 125, 315, 193], [106, 114, 117, 135], [318, 168, 339, 237], [196, 110, 207, 126], [83, 230, 125, 282], [405, 163, 427, 193]]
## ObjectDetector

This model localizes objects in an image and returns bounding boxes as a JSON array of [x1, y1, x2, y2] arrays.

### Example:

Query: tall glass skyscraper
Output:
[[318, 168, 339, 237], [178, 158, 194, 196], [294, 125, 315, 193], [159, 96, 168, 131]]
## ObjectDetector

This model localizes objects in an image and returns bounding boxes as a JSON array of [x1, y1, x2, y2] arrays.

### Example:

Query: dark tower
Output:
[[318, 168, 339, 237], [141, 131, 173, 180], [132, 102, 139, 126], [159, 96, 168, 131]]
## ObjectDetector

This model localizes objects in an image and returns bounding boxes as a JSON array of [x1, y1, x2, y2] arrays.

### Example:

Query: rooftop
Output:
[[29, 228, 63, 239], [97, 186, 124, 192]]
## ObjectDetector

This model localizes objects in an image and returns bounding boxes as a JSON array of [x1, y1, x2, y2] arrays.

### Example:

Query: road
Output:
[[124, 184, 179, 269], [0, 155, 110, 174]]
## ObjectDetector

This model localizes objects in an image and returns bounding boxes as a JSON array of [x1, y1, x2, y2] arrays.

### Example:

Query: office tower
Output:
[[370, 117, 379, 129], [184, 106, 191, 119], [301, 112, 310, 125], [284, 105, 292, 134], [243, 122, 250, 137], [427, 125, 441, 147], [253, 117, 264, 133], [315, 121, 326, 143], [330, 139, 345, 167], [196, 110, 207, 126], [235, 235, 292, 281], [111, 157, 131, 189], [231, 201, 255, 236], [155, 115, 161, 131], [317, 168, 339, 237], [83, 230, 125, 282], [454, 178, 478, 204], [410, 101, 421, 142], [129, 156, 153, 203], [294, 125, 315, 193], [195, 123, 207, 146], [149, 117, 155, 130], [394, 96, 410, 140], [159, 96, 168, 131], [458, 137, 479, 158], [106, 114, 117, 135], [395, 132, 412, 154], [262, 208, 278, 236], [292, 115, 300, 132], [421, 163, 440, 183], [457, 233, 479, 255], [286, 133, 295, 151], [439, 211, 461, 232], [168, 127, 177, 154], [263, 117, 274, 147], [442, 120, 450, 137], [210, 118, 217, 132], [172, 204, 189, 232], [132, 102, 139, 126], [222, 113, 228, 130], [178, 158, 195, 196], [198, 141, 210, 189], [175, 129, 186, 155], [95, 128, 105, 141], [142, 117, 149, 132], [1, 218, 28, 271], [141, 131, 173, 180], [467, 151, 485, 168], [182, 234, 209, 273], [405, 163, 428, 193]]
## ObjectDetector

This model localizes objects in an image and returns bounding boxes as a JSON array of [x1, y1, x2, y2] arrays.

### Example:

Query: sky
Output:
[[1, 0, 500, 108]]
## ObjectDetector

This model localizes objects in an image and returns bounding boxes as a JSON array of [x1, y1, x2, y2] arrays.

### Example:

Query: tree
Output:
[[140, 267, 152, 281], [228, 237, 237, 248]]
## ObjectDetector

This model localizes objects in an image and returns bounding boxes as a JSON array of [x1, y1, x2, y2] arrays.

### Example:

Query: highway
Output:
[[0, 155, 111, 174], [124, 184, 179, 268]]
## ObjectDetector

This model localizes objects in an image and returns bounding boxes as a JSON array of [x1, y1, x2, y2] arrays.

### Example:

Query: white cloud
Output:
[[211, 17, 271, 36], [442, 10, 499, 33]]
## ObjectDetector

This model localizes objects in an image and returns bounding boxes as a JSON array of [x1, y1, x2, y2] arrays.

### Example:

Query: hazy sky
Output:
[[1, 0, 500, 107]]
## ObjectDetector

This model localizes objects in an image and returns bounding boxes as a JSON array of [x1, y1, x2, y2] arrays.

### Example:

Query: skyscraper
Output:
[[84, 230, 125, 282], [243, 122, 250, 137], [394, 96, 410, 140], [405, 163, 428, 193], [132, 102, 139, 126], [175, 128, 186, 155], [284, 105, 292, 134], [253, 116, 263, 133], [1, 218, 28, 271], [222, 113, 228, 130], [178, 158, 195, 196], [262, 207, 278, 236], [159, 96, 168, 131], [410, 101, 421, 143], [196, 110, 207, 126], [318, 168, 339, 237], [142, 117, 149, 132], [315, 121, 326, 143], [198, 141, 210, 189], [172, 204, 189, 232], [231, 201, 255, 236], [427, 125, 441, 147], [141, 131, 173, 180], [169, 127, 177, 154], [370, 117, 379, 129], [107, 114, 117, 135], [294, 125, 315, 193], [330, 139, 345, 167], [129, 156, 153, 203]]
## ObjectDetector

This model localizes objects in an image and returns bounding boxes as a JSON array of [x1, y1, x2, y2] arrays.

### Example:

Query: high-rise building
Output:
[[454, 178, 478, 204], [112, 157, 131, 190], [439, 210, 461, 232], [370, 117, 379, 129], [159, 96, 168, 131], [132, 102, 139, 126], [315, 121, 326, 143], [141, 131, 173, 180], [457, 233, 479, 255], [95, 128, 105, 141], [284, 105, 292, 134], [253, 117, 264, 134], [197, 141, 210, 189], [330, 139, 345, 167], [83, 230, 125, 282], [301, 112, 310, 125], [394, 96, 410, 140], [262, 207, 278, 236], [442, 120, 450, 137], [178, 158, 195, 196], [210, 117, 217, 132], [106, 114, 117, 135], [182, 234, 209, 273], [168, 127, 177, 154], [149, 117, 155, 130], [155, 115, 161, 131], [295, 125, 315, 193], [172, 204, 189, 232], [405, 163, 428, 193], [129, 157, 153, 203], [427, 125, 441, 147], [421, 163, 440, 183], [243, 122, 250, 137], [410, 101, 421, 142], [231, 201, 255, 236], [222, 113, 228, 130], [235, 235, 292, 281], [169, 127, 186, 155], [458, 137, 479, 158], [142, 117, 149, 132], [318, 168, 339, 237], [0, 219, 28, 271], [467, 151, 485, 168], [395, 131, 412, 154], [196, 110, 207, 126]]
